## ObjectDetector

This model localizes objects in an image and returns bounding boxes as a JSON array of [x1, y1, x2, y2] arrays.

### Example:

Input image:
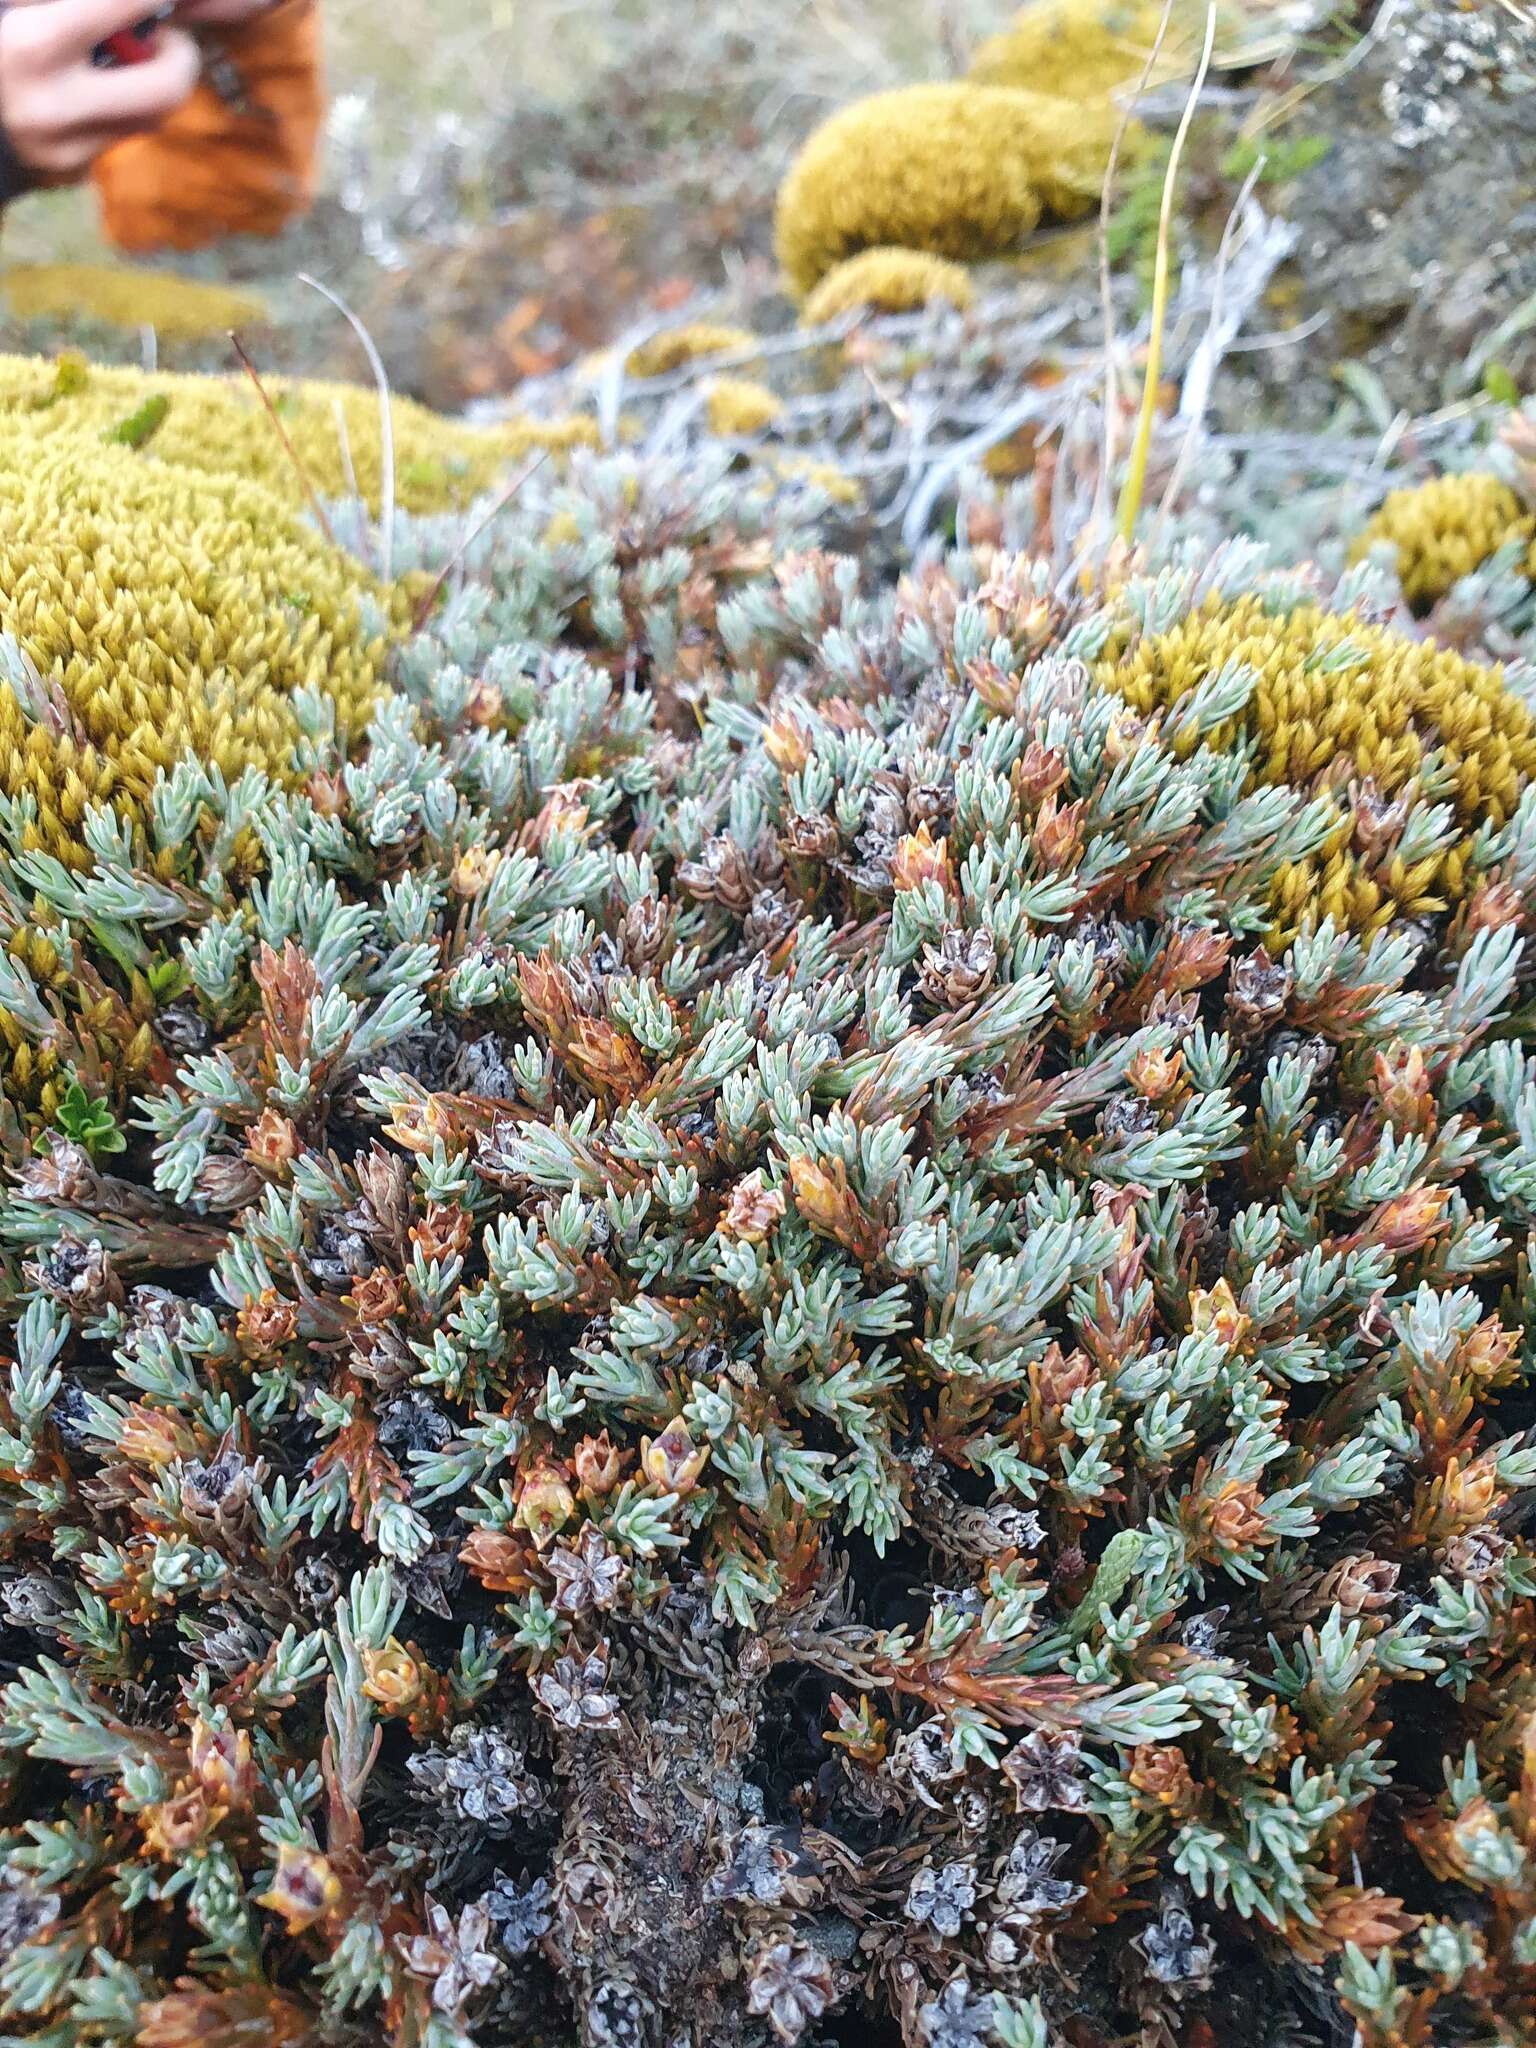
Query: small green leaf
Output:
[[146, 955, 188, 1002], [1483, 363, 1520, 407], [36, 351, 90, 411], [52, 1079, 127, 1159], [103, 395, 170, 450], [1220, 132, 1330, 185]]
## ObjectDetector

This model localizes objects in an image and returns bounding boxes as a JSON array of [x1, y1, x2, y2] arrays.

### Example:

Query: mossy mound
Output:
[[624, 323, 758, 379], [0, 353, 597, 519], [702, 376, 784, 435], [1350, 472, 1536, 612], [968, 0, 1192, 99], [1103, 591, 1536, 937], [0, 416, 395, 870], [774, 82, 1118, 296], [800, 246, 975, 325], [1, 264, 270, 341]]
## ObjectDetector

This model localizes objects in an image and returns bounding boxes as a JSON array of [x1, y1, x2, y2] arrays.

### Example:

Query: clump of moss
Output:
[[969, 0, 1299, 98], [775, 82, 1118, 295], [624, 323, 757, 379], [0, 417, 393, 871], [1103, 588, 1536, 938], [767, 452, 862, 503], [1, 264, 269, 341], [800, 245, 975, 325], [968, 0, 1192, 99], [702, 375, 783, 435], [1351, 471, 1536, 611], [0, 354, 597, 519]]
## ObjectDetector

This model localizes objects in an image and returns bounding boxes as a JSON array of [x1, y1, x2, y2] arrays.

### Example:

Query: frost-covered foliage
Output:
[[8, 428, 1536, 2048]]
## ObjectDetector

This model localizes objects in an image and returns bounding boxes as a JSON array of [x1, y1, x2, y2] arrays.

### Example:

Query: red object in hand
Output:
[[93, 5, 176, 68]]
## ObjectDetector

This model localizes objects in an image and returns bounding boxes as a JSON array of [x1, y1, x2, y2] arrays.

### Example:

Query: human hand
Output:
[[0, 0, 200, 178]]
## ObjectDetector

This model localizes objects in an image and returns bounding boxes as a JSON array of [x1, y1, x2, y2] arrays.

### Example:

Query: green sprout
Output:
[[52, 1079, 127, 1159]]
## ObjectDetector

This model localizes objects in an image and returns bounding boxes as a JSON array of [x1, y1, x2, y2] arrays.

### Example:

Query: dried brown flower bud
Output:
[[786, 1152, 880, 1258], [1458, 1316, 1520, 1385], [1356, 1291, 1395, 1350], [1430, 1455, 1499, 1535], [236, 1288, 299, 1354], [764, 708, 813, 773], [1128, 1744, 1196, 1815], [1032, 794, 1084, 869], [747, 1938, 835, 2042], [142, 1787, 215, 1857], [1013, 738, 1069, 803], [458, 1526, 535, 1594], [193, 1154, 264, 1211], [410, 1203, 473, 1264], [1103, 708, 1148, 763], [1374, 1042, 1435, 1133], [1035, 1343, 1094, 1411], [398, 1897, 500, 2014], [1369, 1184, 1449, 1253], [120, 1404, 190, 1469], [572, 1430, 626, 1497], [918, 926, 996, 1009], [678, 833, 757, 912], [965, 657, 1017, 715], [29, 1234, 122, 1313], [1347, 779, 1412, 859], [464, 676, 503, 726], [1204, 1478, 1269, 1555], [137, 1985, 311, 2048], [253, 940, 319, 1046], [246, 1108, 300, 1174], [1225, 946, 1293, 1038], [1002, 1729, 1086, 1813], [890, 821, 950, 893], [348, 1267, 403, 1326], [383, 1091, 460, 1157], [566, 1016, 648, 1097], [720, 1169, 786, 1243], [1315, 1887, 1419, 1957], [621, 893, 668, 963], [1460, 877, 1525, 938], [17, 1139, 97, 1205], [1444, 1524, 1509, 1583], [547, 1524, 626, 1615], [532, 1647, 620, 1731], [525, 785, 593, 851], [783, 811, 840, 861], [1318, 1554, 1400, 1616], [305, 769, 347, 816], [255, 1844, 342, 1933], [1126, 1043, 1183, 1102]]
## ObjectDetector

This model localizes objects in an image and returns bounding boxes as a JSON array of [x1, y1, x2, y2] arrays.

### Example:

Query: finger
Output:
[[38, 0, 176, 64], [61, 28, 200, 123]]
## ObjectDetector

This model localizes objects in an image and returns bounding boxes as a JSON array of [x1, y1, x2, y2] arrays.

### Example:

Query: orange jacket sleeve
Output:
[[91, 0, 323, 254]]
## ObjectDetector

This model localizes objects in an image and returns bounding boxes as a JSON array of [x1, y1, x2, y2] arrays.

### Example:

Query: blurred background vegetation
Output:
[[0, 0, 957, 390]]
